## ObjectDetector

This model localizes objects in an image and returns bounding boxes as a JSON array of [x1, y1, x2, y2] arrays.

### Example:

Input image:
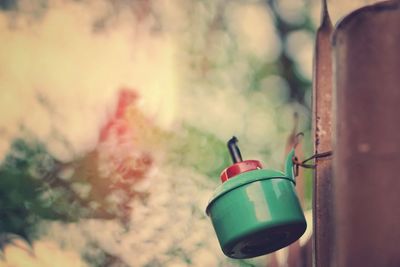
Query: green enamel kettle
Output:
[[206, 137, 306, 259]]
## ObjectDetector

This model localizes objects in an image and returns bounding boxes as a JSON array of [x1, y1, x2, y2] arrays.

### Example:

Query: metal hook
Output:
[[291, 132, 333, 176], [293, 151, 333, 176]]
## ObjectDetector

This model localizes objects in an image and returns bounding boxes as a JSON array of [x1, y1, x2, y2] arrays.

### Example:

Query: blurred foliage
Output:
[[0, 119, 231, 238], [0, 138, 66, 239], [0, 0, 316, 266], [0, 134, 149, 238], [267, 0, 315, 104], [167, 124, 231, 179]]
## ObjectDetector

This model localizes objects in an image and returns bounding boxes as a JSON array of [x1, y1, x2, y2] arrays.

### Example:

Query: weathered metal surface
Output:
[[333, 1, 400, 266], [312, 1, 334, 266]]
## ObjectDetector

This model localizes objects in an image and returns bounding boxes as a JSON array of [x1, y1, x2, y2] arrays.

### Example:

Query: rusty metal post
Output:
[[312, 1, 334, 267], [333, 1, 400, 266]]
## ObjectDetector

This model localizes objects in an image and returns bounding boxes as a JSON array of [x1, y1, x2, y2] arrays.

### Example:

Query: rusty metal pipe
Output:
[[333, 1, 400, 266], [312, 1, 334, 266]]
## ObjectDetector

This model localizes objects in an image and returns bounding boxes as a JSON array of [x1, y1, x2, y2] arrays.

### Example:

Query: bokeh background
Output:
[[0, 0, 378, 266]]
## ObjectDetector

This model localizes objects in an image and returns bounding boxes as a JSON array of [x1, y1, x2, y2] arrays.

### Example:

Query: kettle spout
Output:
[[285, 149, 296, 183]]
